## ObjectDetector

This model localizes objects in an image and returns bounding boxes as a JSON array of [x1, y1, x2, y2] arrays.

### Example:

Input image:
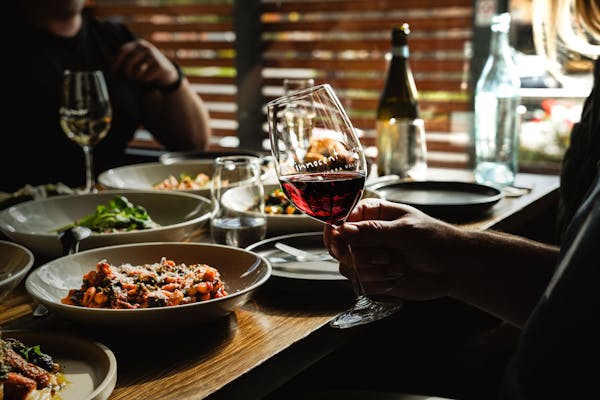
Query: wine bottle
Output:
[[473, 13, 521, 187], [376, 23, 427, 180]]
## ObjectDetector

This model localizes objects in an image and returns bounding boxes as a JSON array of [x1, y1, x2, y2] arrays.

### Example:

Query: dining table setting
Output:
[[0, 144, 560, 400], [0, 81, 561, 400]]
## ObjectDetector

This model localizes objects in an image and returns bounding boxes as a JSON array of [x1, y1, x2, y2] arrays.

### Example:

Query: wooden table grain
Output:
[[0, 171, 559, 400]]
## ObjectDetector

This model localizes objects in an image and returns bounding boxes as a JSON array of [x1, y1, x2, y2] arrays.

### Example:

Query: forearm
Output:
[[449, 229, 559, 328], [142, 78, 212, 150]]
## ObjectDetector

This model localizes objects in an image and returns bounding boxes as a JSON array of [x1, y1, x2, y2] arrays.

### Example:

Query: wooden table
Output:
[[0, 171, 559, 400]]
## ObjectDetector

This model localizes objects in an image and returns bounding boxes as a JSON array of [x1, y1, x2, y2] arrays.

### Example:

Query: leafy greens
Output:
[[58, 195, 160, 233]]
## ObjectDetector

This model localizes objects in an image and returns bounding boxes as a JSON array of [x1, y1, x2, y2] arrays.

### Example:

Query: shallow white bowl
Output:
[[25, 242, 271, 327], [0, 240, 35, 302], [98, 160, 215, 198], [3, 330, 117, 400], [0, 190, 211, 259], [98, 159, 274, 199]]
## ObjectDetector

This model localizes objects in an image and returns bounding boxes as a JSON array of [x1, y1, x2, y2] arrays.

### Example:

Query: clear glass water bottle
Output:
[[473, 13, 521, 187]]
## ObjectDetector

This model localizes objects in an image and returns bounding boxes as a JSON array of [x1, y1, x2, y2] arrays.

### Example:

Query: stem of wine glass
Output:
[[329, 216, 401, 329], [345, 242, 365, 298], [82, 145, 95, 193]]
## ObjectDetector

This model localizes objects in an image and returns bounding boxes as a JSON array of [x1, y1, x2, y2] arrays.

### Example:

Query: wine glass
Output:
[[60, 70, 112, 193], [266, 83, 401, 329]]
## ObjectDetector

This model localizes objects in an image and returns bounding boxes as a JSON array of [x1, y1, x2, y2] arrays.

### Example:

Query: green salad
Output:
[[57, 195, 160, 233]]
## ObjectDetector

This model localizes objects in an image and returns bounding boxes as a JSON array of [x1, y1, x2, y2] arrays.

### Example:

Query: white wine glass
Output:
[[60, 70, 112, 193], [266, 83, 401, 329]]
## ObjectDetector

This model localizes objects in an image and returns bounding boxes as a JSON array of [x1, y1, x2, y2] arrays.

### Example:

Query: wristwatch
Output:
[[155, 62, 183, 94]]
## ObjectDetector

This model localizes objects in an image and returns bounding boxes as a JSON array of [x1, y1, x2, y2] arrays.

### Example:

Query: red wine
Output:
[[280, 172, 365, 225]]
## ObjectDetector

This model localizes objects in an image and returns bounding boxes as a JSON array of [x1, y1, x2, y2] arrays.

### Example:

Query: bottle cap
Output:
[[491, 12, 511, 31], [392, 23, 410, 43]]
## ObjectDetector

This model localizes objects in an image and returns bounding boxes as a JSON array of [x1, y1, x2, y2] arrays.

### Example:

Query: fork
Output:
[[274, 242, 333, 262]]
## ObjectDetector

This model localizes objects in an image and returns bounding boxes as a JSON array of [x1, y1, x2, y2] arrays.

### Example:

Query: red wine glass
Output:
[[266, 83, 401, 329]]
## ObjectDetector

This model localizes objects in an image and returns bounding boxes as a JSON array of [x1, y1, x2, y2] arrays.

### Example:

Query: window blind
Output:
[[90, 0, 474, 168]]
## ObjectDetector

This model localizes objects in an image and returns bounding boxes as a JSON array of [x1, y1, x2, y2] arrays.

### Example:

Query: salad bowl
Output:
[[0, 190, 211, 259]]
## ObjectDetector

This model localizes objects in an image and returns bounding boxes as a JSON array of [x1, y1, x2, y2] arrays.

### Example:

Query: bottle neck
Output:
[[391, 43, 409, 59], [489, 26, 510, 57]]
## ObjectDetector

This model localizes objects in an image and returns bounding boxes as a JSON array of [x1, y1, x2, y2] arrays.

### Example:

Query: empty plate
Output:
[[369, 180, 504, 221]]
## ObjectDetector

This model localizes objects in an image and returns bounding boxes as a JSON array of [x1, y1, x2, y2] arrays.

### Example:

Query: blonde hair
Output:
[[532, 0, 600, 79]]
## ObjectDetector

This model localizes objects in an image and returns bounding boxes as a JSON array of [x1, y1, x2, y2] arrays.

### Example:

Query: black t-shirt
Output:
[[501, 163, 600, 399], [2, 10, 150, 192]]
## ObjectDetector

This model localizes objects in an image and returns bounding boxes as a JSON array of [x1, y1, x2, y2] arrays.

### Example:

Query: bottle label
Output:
[[391, 45, 409, 58], [376, 118, 427, 179]]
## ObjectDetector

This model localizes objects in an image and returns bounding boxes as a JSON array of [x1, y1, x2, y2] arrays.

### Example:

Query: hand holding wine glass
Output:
[[60, 70, 112, 193], [267, 84, 401, 329]]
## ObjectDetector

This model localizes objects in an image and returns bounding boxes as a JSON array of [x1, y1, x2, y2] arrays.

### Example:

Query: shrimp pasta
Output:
[[61, 257, 228, 309]]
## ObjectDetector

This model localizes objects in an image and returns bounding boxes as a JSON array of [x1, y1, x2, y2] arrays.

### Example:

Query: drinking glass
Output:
[[210, 155, 267, 248], [267, 83, 401, 329], [59, 70, 112, 193]]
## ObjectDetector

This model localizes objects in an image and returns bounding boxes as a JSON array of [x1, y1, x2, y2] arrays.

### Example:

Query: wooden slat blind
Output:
[[89, 2, 238, 149], [89, 0, 474, 168], [261, 0, 474, 168]]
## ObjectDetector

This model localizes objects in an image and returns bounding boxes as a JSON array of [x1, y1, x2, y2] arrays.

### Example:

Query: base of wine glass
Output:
[[329, 294, 401, 329]]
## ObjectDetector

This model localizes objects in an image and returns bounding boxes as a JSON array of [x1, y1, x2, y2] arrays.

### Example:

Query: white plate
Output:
[[225, 183, 381, 236], [246, 232, 344, 281], [25, 242, 271, 327], [3, 330, 117, 400], [98, 159, 272, 199], [0, 190, 211, 259], [98, 160, 215, 197]]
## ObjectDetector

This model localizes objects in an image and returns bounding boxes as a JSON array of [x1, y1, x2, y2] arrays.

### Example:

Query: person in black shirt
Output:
[[2, 0, 211, 192]]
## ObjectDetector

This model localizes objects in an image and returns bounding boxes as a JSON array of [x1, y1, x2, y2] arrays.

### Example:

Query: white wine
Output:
[[211, 217, 266, 248], [60, 115, 112, 147], [376, 23, 426, 179], [377, 118, 427, 181]]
